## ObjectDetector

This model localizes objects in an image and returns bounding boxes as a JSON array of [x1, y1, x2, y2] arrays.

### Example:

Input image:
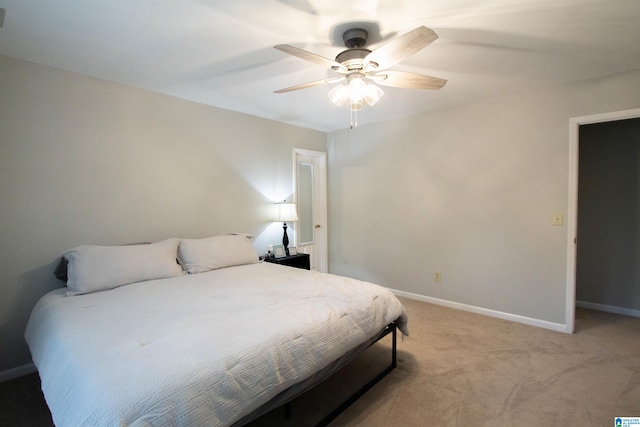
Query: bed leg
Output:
[[392, 322, 397, 368], [315, 323, 398, 427]]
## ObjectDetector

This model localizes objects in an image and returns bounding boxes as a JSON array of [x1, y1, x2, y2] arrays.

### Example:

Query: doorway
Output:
[[293, 149, 328, 272], [566, 108, 640, 333]]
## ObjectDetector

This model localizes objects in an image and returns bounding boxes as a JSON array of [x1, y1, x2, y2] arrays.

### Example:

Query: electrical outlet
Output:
[[552, 211, 563, 226], [434, 271, 442, 282]]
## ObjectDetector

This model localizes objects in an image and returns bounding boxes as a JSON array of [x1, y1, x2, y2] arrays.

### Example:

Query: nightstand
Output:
[[263, 253, 310, 270]]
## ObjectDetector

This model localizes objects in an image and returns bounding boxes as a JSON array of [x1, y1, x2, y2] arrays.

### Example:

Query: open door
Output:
[[293, 149, 328, 272], [567, 107, 640, 333]]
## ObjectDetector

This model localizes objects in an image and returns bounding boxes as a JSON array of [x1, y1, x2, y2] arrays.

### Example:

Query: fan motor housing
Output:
[[335, 48, 371, 69]]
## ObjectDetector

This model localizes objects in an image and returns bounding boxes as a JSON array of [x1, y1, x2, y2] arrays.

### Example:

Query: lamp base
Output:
[[282, 222, 290, 256]]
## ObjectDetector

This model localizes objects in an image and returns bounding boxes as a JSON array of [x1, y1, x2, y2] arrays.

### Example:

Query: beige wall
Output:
[[0, 55, 326, 373], [327, 69, 640, 327]]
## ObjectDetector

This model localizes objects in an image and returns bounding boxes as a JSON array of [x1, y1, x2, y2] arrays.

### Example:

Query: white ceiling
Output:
[[1, 0, 640, 132]]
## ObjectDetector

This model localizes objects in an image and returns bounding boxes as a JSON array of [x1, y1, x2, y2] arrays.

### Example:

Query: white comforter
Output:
[[25, 262, 408, 426]]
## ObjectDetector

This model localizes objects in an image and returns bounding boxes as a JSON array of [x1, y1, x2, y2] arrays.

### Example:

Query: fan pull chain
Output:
[[350, 108, 358, 129]]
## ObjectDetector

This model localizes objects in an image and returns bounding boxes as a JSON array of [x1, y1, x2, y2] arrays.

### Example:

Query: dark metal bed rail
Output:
[[314, 322, 397, 426], [239, 323, 399, 426]]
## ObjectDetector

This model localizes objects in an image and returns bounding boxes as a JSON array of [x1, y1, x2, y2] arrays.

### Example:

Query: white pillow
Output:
[[178, 234, 259, 274], [64, 238, 183, 295]]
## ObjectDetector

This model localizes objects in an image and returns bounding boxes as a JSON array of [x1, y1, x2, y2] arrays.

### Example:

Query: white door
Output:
[[293, 149, 328, 272]]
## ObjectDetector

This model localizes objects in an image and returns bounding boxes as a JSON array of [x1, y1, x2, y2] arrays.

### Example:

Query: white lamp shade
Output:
[[274, 203, 299, 222]]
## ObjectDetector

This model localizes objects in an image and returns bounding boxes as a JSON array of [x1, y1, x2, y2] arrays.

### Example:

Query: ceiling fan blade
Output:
[[274, 76, 345, 93], [274, 44, 347, 72], [276, 0, 317, 14], [364, 26, 438, 71], [369, 71, 447, 90]]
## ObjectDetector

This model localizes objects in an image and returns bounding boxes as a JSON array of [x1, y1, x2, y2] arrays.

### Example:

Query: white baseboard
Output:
[[0, 363, 36, 383], [390, 289, 569, 333], [576, 300, 640, 318]]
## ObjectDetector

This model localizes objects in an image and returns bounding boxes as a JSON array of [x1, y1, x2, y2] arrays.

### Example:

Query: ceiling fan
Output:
[[273, 25, 447, 124]]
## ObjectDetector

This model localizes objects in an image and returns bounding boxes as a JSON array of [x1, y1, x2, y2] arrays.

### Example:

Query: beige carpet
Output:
[[249, 297, 640, 426]]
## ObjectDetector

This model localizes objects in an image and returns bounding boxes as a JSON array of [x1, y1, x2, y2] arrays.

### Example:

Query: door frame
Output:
[[566, 107, 640, 333], [293, 148, 328, 272]]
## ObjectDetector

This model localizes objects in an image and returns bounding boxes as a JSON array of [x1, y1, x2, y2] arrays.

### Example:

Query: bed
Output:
[[25, 235, 408, 426]]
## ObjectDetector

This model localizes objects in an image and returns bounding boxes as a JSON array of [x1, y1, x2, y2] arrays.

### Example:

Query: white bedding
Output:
[[25, 262, 408, 426]]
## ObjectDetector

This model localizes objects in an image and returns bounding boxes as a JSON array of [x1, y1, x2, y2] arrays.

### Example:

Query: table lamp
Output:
[[274, 202, 299, 256]]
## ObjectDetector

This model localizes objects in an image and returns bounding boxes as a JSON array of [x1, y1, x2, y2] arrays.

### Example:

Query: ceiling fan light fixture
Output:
[[364, 83, 384, 106], [349, 99, 364, 111], [347, 76, 366, 96], [328, 84, 349, 107], [329, 75, 383, 111]]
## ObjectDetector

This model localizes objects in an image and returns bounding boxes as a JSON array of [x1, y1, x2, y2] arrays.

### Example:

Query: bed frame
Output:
[[236, 323, 398, 426], [314, 322, 397, 426]]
